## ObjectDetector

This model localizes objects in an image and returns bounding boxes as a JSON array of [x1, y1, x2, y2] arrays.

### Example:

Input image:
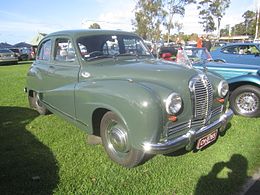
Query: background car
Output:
[[184, 47, 225, 63], [184, 47, 260, 117], [0, 48, 18, 65], [210, 43, 260, 65], [20, 47, 35, 60], [9, 48, 28, 61]]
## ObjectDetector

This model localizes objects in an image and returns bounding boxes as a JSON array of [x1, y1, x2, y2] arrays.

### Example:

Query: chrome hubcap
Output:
[[236, 92, 258, 114], [108, 125, 129, 153]]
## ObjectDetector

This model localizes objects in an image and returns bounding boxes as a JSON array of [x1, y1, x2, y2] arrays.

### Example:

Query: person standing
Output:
[[202, 36, 212, 51], [197, 36, 203, 48]]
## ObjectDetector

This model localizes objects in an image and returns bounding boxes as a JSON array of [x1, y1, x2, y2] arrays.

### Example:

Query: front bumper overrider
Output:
[[143, 109, 234, 154]]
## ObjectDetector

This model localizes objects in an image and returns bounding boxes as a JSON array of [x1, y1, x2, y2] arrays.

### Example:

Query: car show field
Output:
[[0, 61, 259, 194]]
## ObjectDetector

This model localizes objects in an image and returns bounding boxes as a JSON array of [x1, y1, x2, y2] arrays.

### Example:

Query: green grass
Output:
[[0, 62, 260, 195]]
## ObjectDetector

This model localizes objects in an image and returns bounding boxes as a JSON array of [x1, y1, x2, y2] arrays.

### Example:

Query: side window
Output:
[[248, 45, 260, 55], [123, 38, 149, 55], [221, 46, 238, 54], [78, 43, 88, 57], [37, 40, 51, 61], [54, 38, 76, 62], [102, 36, 119, 55]]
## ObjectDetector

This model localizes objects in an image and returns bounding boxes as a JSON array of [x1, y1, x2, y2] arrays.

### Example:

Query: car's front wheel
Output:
[[100, 111, 146, 168], [230, 85, 260, 117], [28, 91, 50, 115]]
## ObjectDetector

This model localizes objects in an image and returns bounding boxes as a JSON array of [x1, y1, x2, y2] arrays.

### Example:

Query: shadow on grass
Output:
[[0, 106, 59, 194], [194, 154, 249, 195]]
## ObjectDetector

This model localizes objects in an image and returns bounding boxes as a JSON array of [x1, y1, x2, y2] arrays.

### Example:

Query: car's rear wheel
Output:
[[28, 91, 50, 115], [230, 85, 260, 117], [100, 111, 146, 168]]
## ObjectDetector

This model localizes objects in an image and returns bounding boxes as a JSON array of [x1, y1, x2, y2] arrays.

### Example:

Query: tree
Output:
[[197, 0, 216, 33], [162, 0, 195, 43], [220, 10, 256, 37], [89, 23, 101, 29], [231, 23, 245, 36], [220, 24, 230, 36], [242, 10, 256, 35], [174, 21, 183, 34], [133, 0, 166, 40], [210, 0, 230, 37], [197, 0, 230, 34]]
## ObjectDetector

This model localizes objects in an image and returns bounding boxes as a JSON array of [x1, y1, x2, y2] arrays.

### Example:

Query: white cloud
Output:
[[81, 0, 135, 31]]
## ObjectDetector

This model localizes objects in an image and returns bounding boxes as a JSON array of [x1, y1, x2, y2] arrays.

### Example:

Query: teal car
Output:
[[185, 47, 260, 118], [25, 30, 233, 167]]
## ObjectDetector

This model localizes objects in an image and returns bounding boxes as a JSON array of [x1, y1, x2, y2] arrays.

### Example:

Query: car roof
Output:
[[46, 29, 138, 39], [222, 42, 259, 47]]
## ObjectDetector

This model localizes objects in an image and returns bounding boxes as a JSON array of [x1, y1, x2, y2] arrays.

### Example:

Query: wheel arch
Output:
[[92, 108, 110, 137], [229, 81, 259, 93]]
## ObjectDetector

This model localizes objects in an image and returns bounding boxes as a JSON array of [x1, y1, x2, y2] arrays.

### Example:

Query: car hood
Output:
[[192, 61, 260, 81], [194, 61, 260, 72], [85, 58, 202, 90]]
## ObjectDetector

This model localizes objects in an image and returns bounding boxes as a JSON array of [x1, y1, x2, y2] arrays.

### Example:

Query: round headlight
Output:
[[165, 93, 182, 115], [218, 80, 229, 97]]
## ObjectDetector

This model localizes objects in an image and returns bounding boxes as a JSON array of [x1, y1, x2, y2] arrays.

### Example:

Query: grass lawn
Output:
[[0, 62, 259, 195]]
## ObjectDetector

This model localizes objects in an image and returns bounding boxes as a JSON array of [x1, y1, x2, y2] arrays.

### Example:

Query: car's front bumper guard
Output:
[[143, 109, 234, 154]]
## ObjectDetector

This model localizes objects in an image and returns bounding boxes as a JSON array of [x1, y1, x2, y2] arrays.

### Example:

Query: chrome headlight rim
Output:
[[218, 80, 229, 98], [165, 92, 183, 115]]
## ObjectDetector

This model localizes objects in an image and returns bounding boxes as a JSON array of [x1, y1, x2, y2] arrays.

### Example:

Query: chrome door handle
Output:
[[81, 71, 91, 78]]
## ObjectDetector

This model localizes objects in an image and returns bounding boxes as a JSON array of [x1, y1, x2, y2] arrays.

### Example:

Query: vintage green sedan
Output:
[[25, 30, 233, 168]]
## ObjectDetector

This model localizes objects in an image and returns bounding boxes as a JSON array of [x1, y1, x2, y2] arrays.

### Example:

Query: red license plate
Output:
[[196, 130, 218, 149]]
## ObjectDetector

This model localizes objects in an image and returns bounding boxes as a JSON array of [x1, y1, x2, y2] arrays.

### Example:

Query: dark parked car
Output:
[[184, 47, 260, 117], [210, 43, 260, 65], [0, 48, 18, 65], [9, 48, 28, 61], [25, 30, 233, 167]]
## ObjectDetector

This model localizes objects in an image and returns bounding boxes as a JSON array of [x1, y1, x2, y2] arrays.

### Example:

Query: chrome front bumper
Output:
[[143, 109, 233, 154]]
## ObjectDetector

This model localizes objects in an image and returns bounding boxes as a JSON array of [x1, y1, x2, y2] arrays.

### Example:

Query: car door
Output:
[[219, 45, 242, 64], [243, 44, 260, 65], [43, 37, 80, 118], [32, 38, 53, 92]]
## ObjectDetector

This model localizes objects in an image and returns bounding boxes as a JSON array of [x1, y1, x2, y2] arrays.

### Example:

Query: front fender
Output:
[[75, 79, 166, 150], [228, 75, 260, 86]]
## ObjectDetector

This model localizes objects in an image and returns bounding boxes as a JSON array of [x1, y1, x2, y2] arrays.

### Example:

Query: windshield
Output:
[[184, 48, 212, 63], [77, 34, 153, 61]]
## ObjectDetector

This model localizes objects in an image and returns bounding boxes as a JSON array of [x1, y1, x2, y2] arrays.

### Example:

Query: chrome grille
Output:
[[211, 106, 223, 118], [167, 106, 223, 137], [189, 74, 213, 119]]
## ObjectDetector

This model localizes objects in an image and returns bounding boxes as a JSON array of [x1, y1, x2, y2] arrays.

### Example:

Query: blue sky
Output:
[[0, 0, 255, 44]]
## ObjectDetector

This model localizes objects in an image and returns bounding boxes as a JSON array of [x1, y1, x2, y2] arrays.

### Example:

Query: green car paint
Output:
[[26, 30, 233, 167]]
